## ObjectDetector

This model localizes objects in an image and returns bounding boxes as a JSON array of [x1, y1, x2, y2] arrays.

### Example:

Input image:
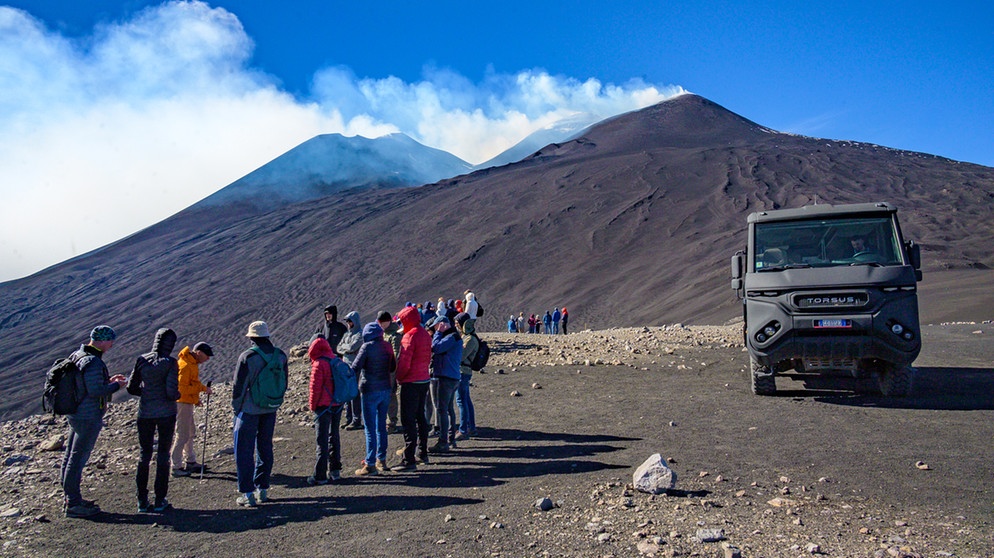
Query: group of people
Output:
[[59, 325, 213, 518], [57, 290, 484, 517], [506, 308, 569, 335], [307, 290, 481, 490]]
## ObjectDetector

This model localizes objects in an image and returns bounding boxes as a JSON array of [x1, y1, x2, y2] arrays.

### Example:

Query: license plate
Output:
[[814, 319, 852, 328]]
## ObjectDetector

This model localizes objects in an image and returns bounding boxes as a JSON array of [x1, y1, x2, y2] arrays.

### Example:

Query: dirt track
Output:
[[1, 323, 992, 557]]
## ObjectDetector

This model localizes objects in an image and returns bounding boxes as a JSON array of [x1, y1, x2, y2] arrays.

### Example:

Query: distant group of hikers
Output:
[[54, 290, 489, 517], [505, 308, 569, 334]]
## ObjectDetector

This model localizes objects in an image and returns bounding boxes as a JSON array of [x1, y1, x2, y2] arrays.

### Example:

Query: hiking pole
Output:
[[200, 381, 212, 483]]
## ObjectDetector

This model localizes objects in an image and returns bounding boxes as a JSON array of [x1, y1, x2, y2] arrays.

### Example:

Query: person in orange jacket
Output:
[[170, 342, 213, 476]]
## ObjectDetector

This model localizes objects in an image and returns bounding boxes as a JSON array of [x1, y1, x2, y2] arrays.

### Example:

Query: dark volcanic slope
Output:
[[2, 94, 993, 421]]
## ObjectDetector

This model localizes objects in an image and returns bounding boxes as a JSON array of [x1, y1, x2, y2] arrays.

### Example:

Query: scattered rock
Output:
[[510, 390, 521, 397], [637, 539, 661, 555], [3, 455, 30, 467], [915, 461, 930, 470], [38, 435, 65, 452], [531, 382, 542, 389], [633, 453, 677, 494], [0, 508, 21, 519], [534, 497, 555, 511], [444, 513, 454, 522], [695, 528, 725, 543]]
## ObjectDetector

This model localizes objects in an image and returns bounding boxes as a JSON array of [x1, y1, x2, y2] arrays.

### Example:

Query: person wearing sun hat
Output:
[[231, 320, 288, 508], [61, 325, 128, 518]]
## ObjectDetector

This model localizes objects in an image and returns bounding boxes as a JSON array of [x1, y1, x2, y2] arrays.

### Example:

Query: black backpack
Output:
[[469, 334, 490, 371], [42, 354, 87, 415]]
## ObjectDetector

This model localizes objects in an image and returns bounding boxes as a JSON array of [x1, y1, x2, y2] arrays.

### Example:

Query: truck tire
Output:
[[877, 363, 912, 397], [750, 357, 777, 395]]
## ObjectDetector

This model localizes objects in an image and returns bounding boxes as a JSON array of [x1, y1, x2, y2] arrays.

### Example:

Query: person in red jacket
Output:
[[391, 306, 432, 471], [307, 336, 344, 484]]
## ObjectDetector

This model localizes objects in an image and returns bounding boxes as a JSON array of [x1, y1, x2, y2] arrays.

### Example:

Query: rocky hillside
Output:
[[2, 94, 993, 421]]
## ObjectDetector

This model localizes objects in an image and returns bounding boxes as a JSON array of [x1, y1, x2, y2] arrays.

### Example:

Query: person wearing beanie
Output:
[[61, 325, 128, 518], [561, 307, 569, 335], [126, 328, 181, 513], [421, 301, 437, 326], [170, 342, 213, 477], [454, 312, 478, 440], [231, 320, 288, 507]]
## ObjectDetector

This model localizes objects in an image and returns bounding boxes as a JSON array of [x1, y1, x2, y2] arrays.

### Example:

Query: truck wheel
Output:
[[877, 364, 912, 397], [750, 357, 777, 395]]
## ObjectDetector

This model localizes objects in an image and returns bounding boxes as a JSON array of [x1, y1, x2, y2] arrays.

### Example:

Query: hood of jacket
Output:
[[152, 328, 177, 357], [308, 336, 334, 361], [398, 306, 422, 332], [362, 322, 384, 343], [461, 319, 476, 335], [344, 311, 361, 332]]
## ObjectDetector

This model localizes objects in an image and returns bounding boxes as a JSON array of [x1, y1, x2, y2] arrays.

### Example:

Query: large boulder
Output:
[[633, 453, 677, 494]]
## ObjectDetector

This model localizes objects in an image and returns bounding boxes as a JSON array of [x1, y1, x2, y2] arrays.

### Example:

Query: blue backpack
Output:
[[321, 356, 358, 406]]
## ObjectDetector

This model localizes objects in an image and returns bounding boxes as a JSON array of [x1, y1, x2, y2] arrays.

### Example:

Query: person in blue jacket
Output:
[[507, 315, 518, 333], [427, 315, 461, 453]]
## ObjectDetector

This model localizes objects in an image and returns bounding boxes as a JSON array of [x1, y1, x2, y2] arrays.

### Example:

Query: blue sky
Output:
[[1, 0, 992, 281]]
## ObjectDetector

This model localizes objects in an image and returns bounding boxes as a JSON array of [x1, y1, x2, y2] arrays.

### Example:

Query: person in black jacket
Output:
[[319, 305, 348, 357], [127, 328, 181, 513]]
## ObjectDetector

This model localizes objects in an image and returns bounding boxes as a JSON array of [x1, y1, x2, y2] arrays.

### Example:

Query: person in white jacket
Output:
[[463, 290, 480, 327]]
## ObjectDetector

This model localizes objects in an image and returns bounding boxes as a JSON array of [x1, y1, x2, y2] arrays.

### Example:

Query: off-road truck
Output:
[[731, 202, 922, 396]]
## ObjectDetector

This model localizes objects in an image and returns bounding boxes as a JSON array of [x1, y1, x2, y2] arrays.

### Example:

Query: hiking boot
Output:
[[236, 493, 258, 507], [345, 421, 363, 431], [306, 476, 328, 486], [152, 499, 172, 513], [449, 439, 458, 449], [172, 468, 191, 477], [390, 461, 417, 472], [454, 431, 469, 441], [375, 460, 388, 472], [468, 428, 478, 436], [395, 447, 406, 457], [65, 503, 101, 518], [184, 462, 205, 474], [254, 488, 269, 503], [428, 442, 450, 454], [330, 470, 341, 482], [355, 463, 378, 476], [137, 499, 152, 513], [418, 451, 430, 465]]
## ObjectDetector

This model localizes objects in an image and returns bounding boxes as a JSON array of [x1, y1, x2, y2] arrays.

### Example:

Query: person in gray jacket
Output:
[[337, 311, 364, 429], [231, 321, 288, 507], [61, 325, 128, 518], [126, 328, 181, 513]]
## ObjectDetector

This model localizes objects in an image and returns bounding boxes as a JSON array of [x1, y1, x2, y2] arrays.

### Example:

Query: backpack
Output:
[[476, 303, 484, 317], [329, 357, 359, 405], [42, 354, 87, 415], [469, 334, 490, 372], [249, 347, 287, 410]]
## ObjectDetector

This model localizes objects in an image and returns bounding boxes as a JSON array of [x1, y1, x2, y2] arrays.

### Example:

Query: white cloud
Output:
[[0, 1, 683, 282]]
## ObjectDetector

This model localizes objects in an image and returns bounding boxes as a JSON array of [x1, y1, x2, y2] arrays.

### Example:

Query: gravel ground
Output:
[[1, 323, 992, 557]]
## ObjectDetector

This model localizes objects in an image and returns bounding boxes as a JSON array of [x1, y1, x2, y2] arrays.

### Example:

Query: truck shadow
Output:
[[778, 366, 994, 410]]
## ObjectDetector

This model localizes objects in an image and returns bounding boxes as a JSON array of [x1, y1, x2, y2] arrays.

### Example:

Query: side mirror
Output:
[[906, 241, 922, 281], [731, 252, 744, 279], [730, 252, 745, 293]]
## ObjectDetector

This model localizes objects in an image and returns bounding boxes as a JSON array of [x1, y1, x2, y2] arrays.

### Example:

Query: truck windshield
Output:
[[754, 216, 903, 271]]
